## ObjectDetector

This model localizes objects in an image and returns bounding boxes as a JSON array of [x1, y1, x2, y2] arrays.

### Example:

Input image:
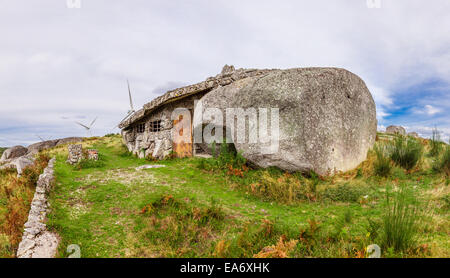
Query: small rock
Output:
[[135, 165, 166, 171]]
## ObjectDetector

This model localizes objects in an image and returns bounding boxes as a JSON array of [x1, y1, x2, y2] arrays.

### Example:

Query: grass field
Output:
[[43, 134, 449, 258]]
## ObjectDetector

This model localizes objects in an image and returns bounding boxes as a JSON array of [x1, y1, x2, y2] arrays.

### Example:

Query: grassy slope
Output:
[[45, 135, 449, 258], [0, 148, 6, 158]]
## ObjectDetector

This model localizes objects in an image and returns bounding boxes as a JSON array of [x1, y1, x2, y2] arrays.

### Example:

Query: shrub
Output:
[[198, 140, 246, 172], [366, 218, 381, 242], [389, 136, 423, 170], [321, 183, 369, 203], [139, 195, 226, 256], [74, 154, 105, 170], [441, 194, 450, 211], [381, 185, 422, 252], [429, 127, 443, 157], [104, 133, 118, 137], [248, 172, 308, 203], [433, 143, 450, 176], [373, 144, 392, 177], [0, 154, 49, 257]]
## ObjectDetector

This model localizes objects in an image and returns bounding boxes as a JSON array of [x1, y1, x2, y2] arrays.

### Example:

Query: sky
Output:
[[0, 0, 449, 147]]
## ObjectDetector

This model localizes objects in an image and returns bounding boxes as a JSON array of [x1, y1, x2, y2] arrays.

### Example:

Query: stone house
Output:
[[120, 65, 377, 175], [119, 65, 272, 159]]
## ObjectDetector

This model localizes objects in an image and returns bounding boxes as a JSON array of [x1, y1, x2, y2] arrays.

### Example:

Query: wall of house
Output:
[[121, 92, 207, 159]]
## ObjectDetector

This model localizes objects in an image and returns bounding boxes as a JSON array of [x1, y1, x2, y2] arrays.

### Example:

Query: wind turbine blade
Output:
[[75, 122, 90, 130], [90, 117, 98, 128], [127, 79, 134, 111], [119, 112, 133, 125], [36, 135, 45, 142]]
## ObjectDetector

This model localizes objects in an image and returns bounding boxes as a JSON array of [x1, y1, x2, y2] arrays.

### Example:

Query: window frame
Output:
[[149, 120, 162, 132], [137, 122, 146, 133]]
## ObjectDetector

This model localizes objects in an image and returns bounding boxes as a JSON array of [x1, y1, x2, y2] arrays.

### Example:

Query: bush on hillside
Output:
[[381, 185, 422, 252], [389, 136, 423, 170], [429, 127, 443, 157], [433, 142, 450, 176], [373, 144, 392, 177]]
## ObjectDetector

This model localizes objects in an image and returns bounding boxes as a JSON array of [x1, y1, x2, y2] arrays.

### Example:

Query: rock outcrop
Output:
[[55, 137, 83, 146], [0, 145, 28, 162], [27, 140, 59, 155], [27, 137, 84, 155], [196, 67, 377, 175], [0, 155, 35, 176], [407, 132, 419, 138], [16, 158, 59, 258], [386, 125, 406, 136]]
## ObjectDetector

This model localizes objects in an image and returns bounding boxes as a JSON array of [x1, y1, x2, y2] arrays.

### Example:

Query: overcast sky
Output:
[[0, 0, 449, 146]]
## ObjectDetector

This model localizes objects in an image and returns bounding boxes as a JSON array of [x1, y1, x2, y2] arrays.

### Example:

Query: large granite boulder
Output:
[[0, 145, 28, 162], [195, 67, 377, 175], [386, 125, 406, 135], [0, 156, 35, 176], [56, 137, 83, 146], [27, 140, 59, 155], [14, 156, 35, 176]]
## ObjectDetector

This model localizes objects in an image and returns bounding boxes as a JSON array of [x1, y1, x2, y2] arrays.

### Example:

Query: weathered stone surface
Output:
[[407, 132, 419, 138], [386, 125, 406, 135], [14, 156, 35, 176], [0, 145, 28, 162], [87, 149, 99, 160], [67, 144, 83, 165], [119, 65, 273, 129], [17, 158, 59, 258], [0, 155, 35, 176], [196, 67, 377, 175], [56, 137, 83, 146], [30, 232, 59, 258], [27, 140, 58, 155], [135, 164, 166, 170]]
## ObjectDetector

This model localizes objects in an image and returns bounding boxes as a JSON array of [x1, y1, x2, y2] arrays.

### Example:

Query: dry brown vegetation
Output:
[[0, 154, 50, 257]]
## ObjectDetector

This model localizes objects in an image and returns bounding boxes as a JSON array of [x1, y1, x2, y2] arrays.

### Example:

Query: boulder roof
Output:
[[118, 65, 273, 129]]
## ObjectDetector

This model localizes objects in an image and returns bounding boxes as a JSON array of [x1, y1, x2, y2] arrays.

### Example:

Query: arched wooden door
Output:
[[172, 112, 193, 158]]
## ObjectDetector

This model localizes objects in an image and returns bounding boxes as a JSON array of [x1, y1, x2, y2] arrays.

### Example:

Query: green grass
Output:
[[0, 147, 6, 158], [44, 135, 449, 258], [381, 185, 423, 253], [373, 144, 392, 177]]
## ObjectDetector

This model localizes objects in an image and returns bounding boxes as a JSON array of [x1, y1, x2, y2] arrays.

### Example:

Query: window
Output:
[[149, 120, 162, 132], [137, 123, 146, 133]]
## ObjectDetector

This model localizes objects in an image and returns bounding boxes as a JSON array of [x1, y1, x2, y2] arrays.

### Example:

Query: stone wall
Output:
[[67, 144, 83, 164], [122, 93, 205, 159], [16, 158, 59, 258]]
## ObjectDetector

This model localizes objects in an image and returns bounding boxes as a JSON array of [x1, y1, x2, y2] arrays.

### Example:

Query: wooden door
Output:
[[173, 114, 192, 158]]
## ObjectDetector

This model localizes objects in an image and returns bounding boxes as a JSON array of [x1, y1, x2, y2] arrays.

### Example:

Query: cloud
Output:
[[424, 105, 441, 116], [412, 104, 443, 116], [151, 81, 188, 96]]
